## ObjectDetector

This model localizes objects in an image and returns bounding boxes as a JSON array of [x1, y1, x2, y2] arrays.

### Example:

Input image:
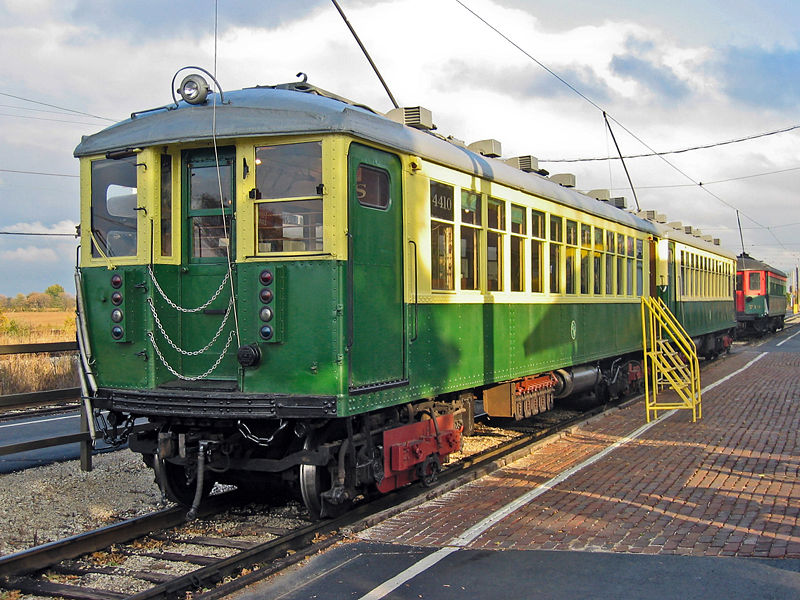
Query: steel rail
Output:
[[0, 387, 80, 411], [0, 493, 237, 578]]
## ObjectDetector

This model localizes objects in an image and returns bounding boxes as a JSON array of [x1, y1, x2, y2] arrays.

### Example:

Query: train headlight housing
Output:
[[111, 326, 124, 340], [110, 309, 124, 323], [259, 307, 273, 322], [178, 74, 209, 105], [259, 325, 274, 340]]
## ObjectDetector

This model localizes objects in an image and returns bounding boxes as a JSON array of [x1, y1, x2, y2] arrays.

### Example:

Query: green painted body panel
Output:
[[346, 144, 405, 389], [342, 301, 644, 415], [237, 261, 344, 396], [743, 294, 785, 318], [675, 299, 736, 336], [81, 261, 347, 396]]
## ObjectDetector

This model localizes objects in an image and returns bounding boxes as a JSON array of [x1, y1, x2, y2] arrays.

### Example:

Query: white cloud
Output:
[[0, 245, 60, 264]]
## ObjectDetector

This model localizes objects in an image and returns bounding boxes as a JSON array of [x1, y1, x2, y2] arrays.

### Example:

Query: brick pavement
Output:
[[359, 349, 800, 558]]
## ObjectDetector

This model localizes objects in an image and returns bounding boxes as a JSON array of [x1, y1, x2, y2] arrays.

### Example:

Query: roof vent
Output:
[[588, 189, 610, 201], [610, 197, 627, 209], [702, 235, 713, 242], [668, 221, 683, 230], [684, 226, 694, 235], [386, 106, 435, 131], [636, 210, 667, 223], [468, 139, 502, 158], [549, 173, 576, 188], [713, 238, 720, 245], [504, 155, 539, 173], [445, 135, 466, 148]]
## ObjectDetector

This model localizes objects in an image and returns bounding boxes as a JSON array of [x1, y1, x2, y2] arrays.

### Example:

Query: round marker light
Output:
[[260, 288, 273, 304], [111, 291, 123, 306], [259, 307, 274, 322], [259, 325, 274, 340], [178, 74, 209, 105], [111, 309, 123, 323], [110, 274, 122, 289], [111, 326, 124, 340], [259, 269, 273, 285]]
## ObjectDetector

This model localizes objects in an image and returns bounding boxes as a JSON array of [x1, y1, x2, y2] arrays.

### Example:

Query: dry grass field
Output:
[[0, 311, 79, 395]]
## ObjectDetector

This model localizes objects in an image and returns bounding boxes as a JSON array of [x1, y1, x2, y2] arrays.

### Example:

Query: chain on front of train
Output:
[[146, 266, 237, 381]]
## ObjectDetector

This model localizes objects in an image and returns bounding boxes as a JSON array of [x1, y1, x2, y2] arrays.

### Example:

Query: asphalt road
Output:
[[0, 410, 117, 474]]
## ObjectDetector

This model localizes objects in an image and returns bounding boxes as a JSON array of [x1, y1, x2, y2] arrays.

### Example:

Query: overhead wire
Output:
[[541, 123, 800, 163], [0, 92, 116, 121], [453, 0, 793, 255], [0, 168, 78, 178]]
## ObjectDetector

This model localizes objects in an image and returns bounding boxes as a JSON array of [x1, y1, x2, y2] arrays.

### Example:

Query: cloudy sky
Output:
[[1, 0, 799, 296]]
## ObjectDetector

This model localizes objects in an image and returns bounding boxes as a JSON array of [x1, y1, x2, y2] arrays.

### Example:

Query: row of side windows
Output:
[[430, 180, 645, 296], [680, 250, 732, 298]]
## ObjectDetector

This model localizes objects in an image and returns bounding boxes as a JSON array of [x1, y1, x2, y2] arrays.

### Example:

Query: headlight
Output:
[[178, 74, 209, 105]]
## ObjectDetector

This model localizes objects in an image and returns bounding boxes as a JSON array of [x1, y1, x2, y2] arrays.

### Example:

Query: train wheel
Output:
[[300, 431, 350, 520], [159, 458, 213, 507]]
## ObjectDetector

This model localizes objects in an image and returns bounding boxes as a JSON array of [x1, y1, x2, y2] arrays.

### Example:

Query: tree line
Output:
[[0, 284, 76, 312]]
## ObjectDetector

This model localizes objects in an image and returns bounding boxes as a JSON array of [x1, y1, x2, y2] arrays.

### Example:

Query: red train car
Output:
[[735, 253, 787, 334]]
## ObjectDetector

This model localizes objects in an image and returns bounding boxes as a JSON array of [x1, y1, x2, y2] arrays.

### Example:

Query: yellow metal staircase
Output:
[[640, 296, 702, 422]]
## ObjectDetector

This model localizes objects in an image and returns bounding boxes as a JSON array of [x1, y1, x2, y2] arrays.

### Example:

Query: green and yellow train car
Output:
[[75, 72, 735, 517]]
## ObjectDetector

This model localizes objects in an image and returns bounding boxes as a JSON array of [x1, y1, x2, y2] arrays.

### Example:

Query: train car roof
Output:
[[74, 84, 732, 250], [737, 253, 786, 277]]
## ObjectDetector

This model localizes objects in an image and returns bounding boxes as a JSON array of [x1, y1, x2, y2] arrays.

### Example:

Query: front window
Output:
[[748, 271, 762, 292], [255, 142, 323, 253], [90, 156, 138, 257]]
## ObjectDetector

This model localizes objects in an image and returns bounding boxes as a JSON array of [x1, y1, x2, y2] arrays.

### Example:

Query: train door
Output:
[[178, 147, 238, 381], [346, 143, 406, 391]]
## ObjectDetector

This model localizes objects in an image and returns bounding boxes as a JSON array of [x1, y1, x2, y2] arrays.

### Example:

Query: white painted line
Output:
[[358, 351, 772, 600], [0, 414, 78, 429], [358, 547, 459, 600], [776, 328, 800, 347]]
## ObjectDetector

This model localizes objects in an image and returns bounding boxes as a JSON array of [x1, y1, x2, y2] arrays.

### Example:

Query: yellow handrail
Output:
[[640, 296, 701, 423]]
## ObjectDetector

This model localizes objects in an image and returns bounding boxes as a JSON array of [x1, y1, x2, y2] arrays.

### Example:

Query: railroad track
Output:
[[0, 398, 618, 600]]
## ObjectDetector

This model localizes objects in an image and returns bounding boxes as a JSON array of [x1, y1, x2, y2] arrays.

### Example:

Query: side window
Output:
[[593, 227, 604, 295], [580, 224, 591, 294], [606, 230, 615, 294], [549, 215, 562, 294], [626, 236, 634, 296], [460, 190, 481, 291], [636, 239, 644, 296], [530, 210, 545, 293], [565, 220, 578, 294], [510, 205, 526, 292], [616, 233, 625, 295], [357, 165, 390, 209], [255, 142, 323, 253], [160, 154, 172, 257], [90, 156, 138, 258], [487, 198, 505, 291], [430, 181, 455, 290]]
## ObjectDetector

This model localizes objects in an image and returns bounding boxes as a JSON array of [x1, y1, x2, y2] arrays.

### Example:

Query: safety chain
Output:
[[148, 330, 236, 381], [148, 265, 230, 313], [147, 296, 233, 356]]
